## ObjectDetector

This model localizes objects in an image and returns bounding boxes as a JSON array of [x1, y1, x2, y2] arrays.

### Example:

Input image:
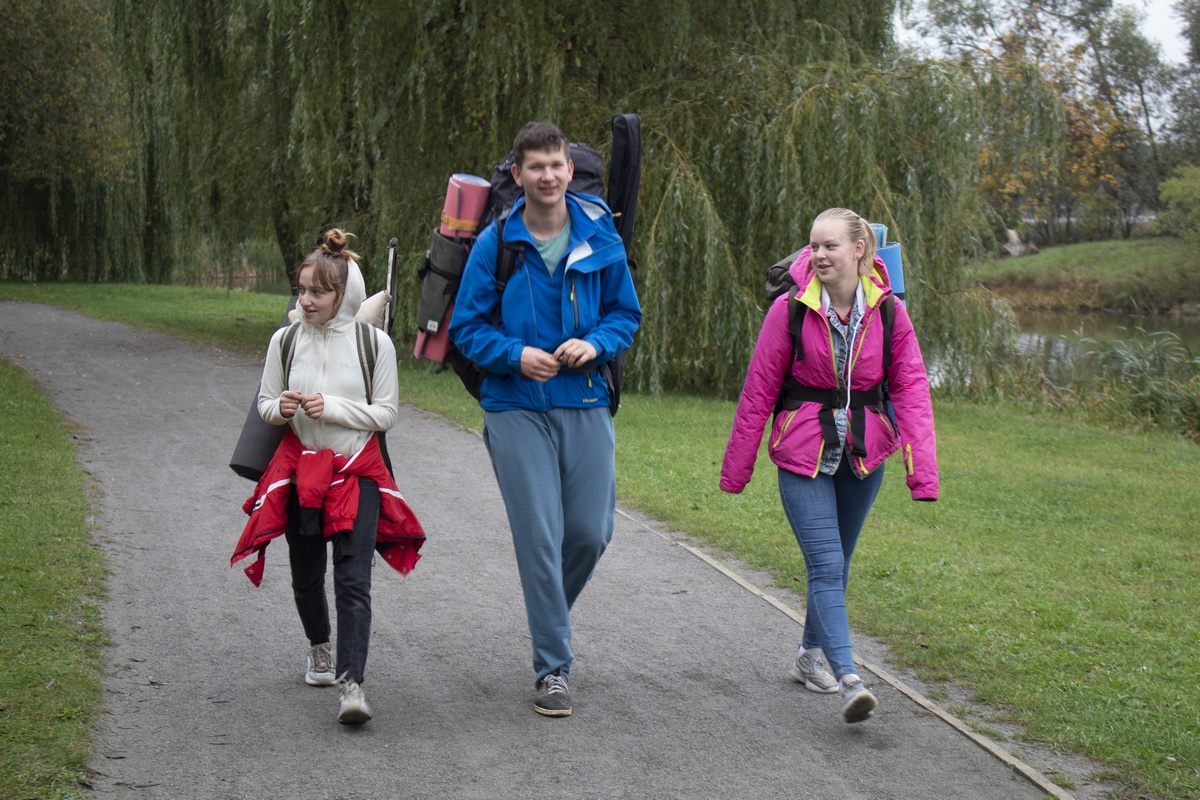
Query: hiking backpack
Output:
[[419, 114, 642, 415], [765, 249, 895, 456]]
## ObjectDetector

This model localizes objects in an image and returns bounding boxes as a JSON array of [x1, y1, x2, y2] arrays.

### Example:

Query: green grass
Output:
[[4, 281, 1200, 799], [0, 360, 107, 800], [397, 366, 1200, 800], [972, 236, 1200, 312], [0, 283, 285, 357]]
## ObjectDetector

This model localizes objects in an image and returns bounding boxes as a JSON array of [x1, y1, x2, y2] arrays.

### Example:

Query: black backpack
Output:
[[426, 115, 642, 415]]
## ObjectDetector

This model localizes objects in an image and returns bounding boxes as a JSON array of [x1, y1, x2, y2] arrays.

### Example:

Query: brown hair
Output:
[[295, 228, 358, 304], [512, 121, 570, 168], [813, 208, 877, 276]]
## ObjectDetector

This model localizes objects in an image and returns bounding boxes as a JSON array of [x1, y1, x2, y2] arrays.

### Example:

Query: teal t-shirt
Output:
[[532, 218, 571, 277]]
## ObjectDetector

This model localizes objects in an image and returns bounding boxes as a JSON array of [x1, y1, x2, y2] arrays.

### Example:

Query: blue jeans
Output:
[[284, 478, 378, 685], [484, 408, 616, 684], [778, 458, 884, 678]]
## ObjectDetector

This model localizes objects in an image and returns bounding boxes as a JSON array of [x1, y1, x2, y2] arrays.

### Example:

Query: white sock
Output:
[[839, 674, 861, 688]]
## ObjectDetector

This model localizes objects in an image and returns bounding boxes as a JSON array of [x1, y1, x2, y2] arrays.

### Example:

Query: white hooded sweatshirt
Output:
[[257, 260, 398, 457]]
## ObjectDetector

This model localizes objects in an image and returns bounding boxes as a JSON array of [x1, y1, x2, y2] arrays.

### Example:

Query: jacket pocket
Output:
[[852, 406, 901, 475], [769, 404, 825, 477]]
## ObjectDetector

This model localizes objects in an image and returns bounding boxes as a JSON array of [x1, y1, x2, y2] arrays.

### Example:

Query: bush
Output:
[[1159, 164, 1200, 249]]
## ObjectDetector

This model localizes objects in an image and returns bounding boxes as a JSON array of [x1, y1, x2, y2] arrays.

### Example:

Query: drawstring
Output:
[[842, 285, 865, 418]]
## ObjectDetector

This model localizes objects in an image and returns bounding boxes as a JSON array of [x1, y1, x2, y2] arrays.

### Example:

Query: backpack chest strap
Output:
[[778, 379, 887, 458]]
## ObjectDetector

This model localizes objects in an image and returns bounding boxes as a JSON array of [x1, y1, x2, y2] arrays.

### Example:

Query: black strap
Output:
[[787, 284, 804, 363], [779, 381, 887, 458], [280, 322, 300, 378], [355, 321, 378, 405], [882, 294, 894, 370], [776, 294, 897, 459], [491, 214, 525, 326]]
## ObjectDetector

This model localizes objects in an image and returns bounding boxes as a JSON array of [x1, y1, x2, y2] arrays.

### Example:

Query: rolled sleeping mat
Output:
[[877, 241, 905, 299], [439, 174, 492, 240], [229, 296, 296, 481]]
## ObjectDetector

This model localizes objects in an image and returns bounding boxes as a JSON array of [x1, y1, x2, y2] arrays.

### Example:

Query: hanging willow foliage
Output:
[[21, 0, 1065, 398], [0, 0, 141, 281]]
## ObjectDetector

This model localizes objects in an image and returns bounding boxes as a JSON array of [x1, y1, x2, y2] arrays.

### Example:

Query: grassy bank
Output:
[[3, 283, 1199, 799], [973, 236, 1200, 312], [0, 360, 106, 800]]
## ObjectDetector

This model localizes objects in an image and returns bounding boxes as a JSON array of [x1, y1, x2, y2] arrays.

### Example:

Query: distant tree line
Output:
[[915, 0, 1197, 244]]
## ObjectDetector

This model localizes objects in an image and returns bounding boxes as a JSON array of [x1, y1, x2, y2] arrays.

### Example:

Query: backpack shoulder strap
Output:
[[280, 322, 301, 382], [492, 214, 524, 327], [881, 294, 895, 371], [282, 320, 378, 404], [355, 321, 378, 405], [787, 283, 804, 363]]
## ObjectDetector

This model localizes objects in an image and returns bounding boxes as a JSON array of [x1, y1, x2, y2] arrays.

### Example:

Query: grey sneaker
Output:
[[304, 642, 337, 686], [839, 675, 877, 723], [337, 676, 373, 724], [534, 673, 572, 717], [789, 648, 838, 694]]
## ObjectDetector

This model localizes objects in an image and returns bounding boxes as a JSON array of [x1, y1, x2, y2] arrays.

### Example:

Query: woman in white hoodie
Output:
[[244, 228, 419, 725]]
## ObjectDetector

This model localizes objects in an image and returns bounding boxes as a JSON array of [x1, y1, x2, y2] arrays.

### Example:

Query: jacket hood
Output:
[[788, 246, 892, 310], [304, 259, 365, 333]]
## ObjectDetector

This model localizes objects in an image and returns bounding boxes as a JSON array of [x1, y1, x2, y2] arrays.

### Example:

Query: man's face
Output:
[[512, 144, 574, 212]]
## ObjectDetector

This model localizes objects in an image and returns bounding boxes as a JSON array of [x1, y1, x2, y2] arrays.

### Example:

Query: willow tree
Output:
[[107, 0, 1062, 397], [0, 0, 138, 281], [625, 43, 1060, 396]]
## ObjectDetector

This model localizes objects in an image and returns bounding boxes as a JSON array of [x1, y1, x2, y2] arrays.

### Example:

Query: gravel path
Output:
[[1, 301, 1068, 800]]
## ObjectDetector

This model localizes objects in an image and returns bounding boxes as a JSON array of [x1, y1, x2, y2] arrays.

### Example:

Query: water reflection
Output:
[[1016, 310, 1200, 351], [1013, 310, 1199, 382]]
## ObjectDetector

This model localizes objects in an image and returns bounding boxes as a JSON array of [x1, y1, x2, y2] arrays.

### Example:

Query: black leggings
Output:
[[283, 478, 378, 684]]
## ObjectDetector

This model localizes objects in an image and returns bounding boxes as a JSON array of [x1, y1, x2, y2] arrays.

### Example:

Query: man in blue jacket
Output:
[[449, 121, 642, 717]]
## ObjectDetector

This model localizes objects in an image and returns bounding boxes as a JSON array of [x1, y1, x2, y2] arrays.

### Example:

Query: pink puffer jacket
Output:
[[720, 247, 938, 500]]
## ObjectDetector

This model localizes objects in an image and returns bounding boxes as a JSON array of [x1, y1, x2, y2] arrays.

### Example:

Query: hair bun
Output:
[[321, 228, 348, 255]]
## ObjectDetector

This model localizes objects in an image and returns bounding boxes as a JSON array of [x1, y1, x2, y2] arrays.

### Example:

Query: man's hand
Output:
[[553, 338, 597, 369], [520, 347, 560, 382]]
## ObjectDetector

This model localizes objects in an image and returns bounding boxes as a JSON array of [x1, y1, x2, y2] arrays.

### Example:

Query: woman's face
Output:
[[809, 219, 864, 290], [297, 265, 339, 325]]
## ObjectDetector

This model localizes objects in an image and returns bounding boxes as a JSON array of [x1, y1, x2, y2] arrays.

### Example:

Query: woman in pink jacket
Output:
[[721, 208, 938, 723]]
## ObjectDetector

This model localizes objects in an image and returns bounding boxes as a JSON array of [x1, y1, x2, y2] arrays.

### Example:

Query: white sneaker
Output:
[[838, 675, 877, 723], [337, 676, 373, 724], [304, 642, 337, 686], [789, 647, 838, 694]]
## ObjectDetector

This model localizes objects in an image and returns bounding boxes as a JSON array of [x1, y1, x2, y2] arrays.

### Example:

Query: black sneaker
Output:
[[534, 673, 572, 717]]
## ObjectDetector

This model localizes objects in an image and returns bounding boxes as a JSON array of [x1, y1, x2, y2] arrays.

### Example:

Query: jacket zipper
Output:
[[570, 277, 579, 330]]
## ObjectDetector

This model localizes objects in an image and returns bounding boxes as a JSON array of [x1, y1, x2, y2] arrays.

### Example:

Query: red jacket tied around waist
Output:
[[232, 428, 425, 586]]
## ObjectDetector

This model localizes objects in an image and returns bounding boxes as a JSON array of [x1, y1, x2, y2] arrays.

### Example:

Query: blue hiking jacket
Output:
[[448, 192, 642, 412]]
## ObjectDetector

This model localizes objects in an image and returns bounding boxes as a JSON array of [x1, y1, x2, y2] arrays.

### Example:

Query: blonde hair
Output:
[[813, 208, 876, 276], [295, 228, 358, 304]]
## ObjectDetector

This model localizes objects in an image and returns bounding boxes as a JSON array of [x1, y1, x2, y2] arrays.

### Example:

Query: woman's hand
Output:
[[279, 390, 303, 419], [300, 393, 324, 419]]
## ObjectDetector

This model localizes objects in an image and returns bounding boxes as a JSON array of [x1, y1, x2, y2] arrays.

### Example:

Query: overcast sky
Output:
[[1142, 0, 1187, 63], [899, 0, 1188, 64]]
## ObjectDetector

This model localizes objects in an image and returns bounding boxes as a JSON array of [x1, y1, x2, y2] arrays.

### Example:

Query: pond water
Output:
[[1016, 309, 1200, 352], [1010, 309, 1200, 382]]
